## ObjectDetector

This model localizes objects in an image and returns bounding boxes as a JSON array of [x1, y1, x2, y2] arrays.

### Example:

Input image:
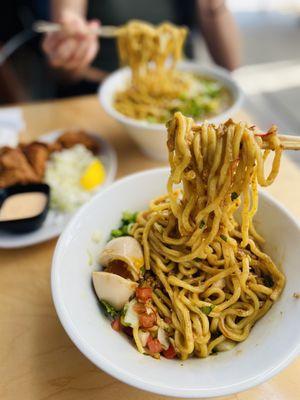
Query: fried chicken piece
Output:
[[56, 130, 99, 154], [0, 130, 99, 188], [46, 141, 63, 153], [0, 147, 40, 188], [20, 142, 49, 179]]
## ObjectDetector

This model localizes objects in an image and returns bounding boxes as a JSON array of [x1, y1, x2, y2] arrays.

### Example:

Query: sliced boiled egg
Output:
[[80, 159, 106, 190], [99, 237, 144, 281], [92, 271, 138, 310]]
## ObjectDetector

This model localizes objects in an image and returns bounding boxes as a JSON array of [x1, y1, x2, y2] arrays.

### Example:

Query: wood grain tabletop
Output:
[[0, 95, 299, 400]]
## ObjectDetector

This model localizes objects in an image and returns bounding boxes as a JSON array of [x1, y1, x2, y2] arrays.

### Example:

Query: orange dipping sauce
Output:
[[0, 192, 47, 221]]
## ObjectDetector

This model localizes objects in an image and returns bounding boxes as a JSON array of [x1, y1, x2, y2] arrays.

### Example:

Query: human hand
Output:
[[42, 11, 100, 72]]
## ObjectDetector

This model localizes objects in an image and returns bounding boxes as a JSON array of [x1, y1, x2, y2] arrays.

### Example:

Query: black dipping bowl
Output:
[[0, 183, 50, 233]]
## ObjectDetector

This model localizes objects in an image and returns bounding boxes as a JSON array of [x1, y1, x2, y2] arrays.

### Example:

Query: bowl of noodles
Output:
[[100, 61, 243, 161], [99, 21, 243, 161], [52, 114, 300, 398]]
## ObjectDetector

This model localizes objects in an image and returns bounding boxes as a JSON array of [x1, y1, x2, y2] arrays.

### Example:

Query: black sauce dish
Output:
[[0, 183, 50, 233]]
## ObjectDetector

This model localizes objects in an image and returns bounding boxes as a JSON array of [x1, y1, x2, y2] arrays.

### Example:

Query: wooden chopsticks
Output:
[[278, 135, 300, 150], [256, 133, 300, 151], [33, 20, 118, 38]]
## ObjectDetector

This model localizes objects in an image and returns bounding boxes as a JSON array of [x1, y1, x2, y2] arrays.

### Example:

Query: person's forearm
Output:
[[51, 0, 87, 21], [197, 0, 241, 71]]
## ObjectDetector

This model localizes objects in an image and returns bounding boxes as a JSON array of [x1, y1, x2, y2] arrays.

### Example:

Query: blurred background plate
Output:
[[0, 130, 117, 249]]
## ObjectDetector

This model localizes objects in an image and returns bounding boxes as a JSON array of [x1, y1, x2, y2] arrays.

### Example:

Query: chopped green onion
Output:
[[147, 116, 158, 123], [99, 300, 119, 319], [122, 211, 137, 224], [199, 220, 205, 229], [201, 305, 215, 315], [127, 222, 134, 234], [110, 211, 138, 239], [182, 98, 206, 118], [121, 225, 130, 235], [201, 80, 222, 98], [179, 92, 188, 100], [140, 266, 146, 275], [111, 229, 123, 238], [231, 192, 238, 201], [220, 234, 228, 242]]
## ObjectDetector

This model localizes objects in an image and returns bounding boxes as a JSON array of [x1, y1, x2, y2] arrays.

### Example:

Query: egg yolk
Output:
[[80, 160, 106, 190]]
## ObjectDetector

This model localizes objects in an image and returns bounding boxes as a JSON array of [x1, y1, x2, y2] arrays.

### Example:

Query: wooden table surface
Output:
[[1, 95, 299, 400]]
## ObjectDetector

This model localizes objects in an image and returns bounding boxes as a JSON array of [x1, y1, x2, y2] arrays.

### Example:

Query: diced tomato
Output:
[[162, 344, 177, 359], [147, 335, 162, 353], [164, 317, 172, 324], [139, 312, 156, 328], [111, 318, 121, 332], [136, 287, 152, 303], [133, 302, 146, 314]]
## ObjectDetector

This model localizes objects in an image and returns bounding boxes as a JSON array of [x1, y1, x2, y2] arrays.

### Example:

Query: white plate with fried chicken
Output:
[[0, 130, 117, 248]]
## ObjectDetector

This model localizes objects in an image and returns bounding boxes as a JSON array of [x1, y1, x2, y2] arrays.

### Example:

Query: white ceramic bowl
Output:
[[99, 61, 243, 161], [52, 168, 300, 398]]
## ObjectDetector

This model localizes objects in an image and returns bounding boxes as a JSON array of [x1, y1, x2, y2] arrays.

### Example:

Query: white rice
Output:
[[45, 144, 98, 212]]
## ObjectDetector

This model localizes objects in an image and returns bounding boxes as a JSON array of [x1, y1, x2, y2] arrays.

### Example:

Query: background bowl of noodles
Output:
[[52, 167, 300, 398], [99, 61, 243, 161]]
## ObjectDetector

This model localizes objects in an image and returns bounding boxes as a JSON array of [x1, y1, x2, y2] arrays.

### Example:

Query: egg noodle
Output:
[[114, 20, 231, 123], [115, 20, 189, 122], [117, 20, 187, 87], [130, 112, 285, 359]]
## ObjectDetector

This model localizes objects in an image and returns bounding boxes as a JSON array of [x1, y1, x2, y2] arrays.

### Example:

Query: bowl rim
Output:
[[51, 167, 300, 398], [99, 61, 244, 131]]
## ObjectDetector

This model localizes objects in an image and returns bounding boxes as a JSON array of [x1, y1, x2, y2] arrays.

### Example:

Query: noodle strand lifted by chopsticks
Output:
[[131, 112, 285, 359], [117, 20, 187, 87], [115, 21, 193, 121]]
